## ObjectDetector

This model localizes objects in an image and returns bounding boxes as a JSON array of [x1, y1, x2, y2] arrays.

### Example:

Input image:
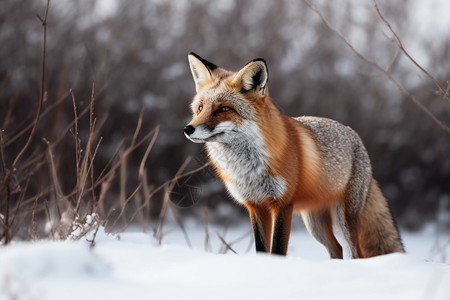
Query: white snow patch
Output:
[[0, 223, 449, 300]]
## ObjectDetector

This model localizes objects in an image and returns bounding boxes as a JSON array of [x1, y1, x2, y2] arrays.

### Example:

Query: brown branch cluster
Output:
[[0, 0, 207, 245]]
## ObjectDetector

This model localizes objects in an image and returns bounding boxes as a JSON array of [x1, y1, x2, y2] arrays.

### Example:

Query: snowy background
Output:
[[1, 0, 449, 235]]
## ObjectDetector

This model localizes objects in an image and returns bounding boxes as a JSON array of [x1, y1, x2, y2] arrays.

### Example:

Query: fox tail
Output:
[[357, 179, 405, 257]]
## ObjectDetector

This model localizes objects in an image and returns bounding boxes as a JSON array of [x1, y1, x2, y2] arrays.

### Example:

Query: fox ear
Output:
[[188, 52, 218, 92], [233, 58, 268, 96]]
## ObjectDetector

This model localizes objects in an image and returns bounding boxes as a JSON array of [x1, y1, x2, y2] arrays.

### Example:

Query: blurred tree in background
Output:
[[1, 0, 449, 235]]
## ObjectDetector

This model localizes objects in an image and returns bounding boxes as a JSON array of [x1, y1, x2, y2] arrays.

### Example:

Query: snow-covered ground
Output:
[[1, 219, 449, 300]]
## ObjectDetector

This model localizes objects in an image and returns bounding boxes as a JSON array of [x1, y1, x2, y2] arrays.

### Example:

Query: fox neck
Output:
[[206, 99, 288, 204], [252, 97, 291, 177]]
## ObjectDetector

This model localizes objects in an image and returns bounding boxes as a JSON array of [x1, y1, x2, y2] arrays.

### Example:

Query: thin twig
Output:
[[374, 0, 450, 101], [218, 222, 230, 253], [128, 160, 210, 233], [2, 0, 50, 245], [96, 171, 114, 218], [1, 94, 15, 130], [4, 85, 101, 147], [103, 123, 159, 231], [217, 233, 238, 255], [153, 157, 192, 243], [385, 45, 400, 73], [303, 0, 450, 134], [228, 229, 253, 247], [70, 89, 80, 204], [89, 225, 100, 249], [138, 125, 160, 178], [89, 150, 96, 214], [119, 148, 127, 212], [30, 196, 40, 240], [75, 136, 102, 215], [203, 205, 212, 252], [110, 183, 143, 232], [74, 84, 101, 217], [0, 131, 6, 190], [95, 128, 158, 189], [132, 109, 145, 146], [45, 139, 65, 221], [9, 177, 30, 230], [167, 201, 192, 248]]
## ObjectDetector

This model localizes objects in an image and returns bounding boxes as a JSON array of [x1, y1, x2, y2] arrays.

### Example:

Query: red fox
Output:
[[184, 52, 404, 258]]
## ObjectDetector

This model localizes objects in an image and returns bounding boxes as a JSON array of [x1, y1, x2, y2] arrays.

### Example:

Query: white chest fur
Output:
[[206, 121, 286, 204]]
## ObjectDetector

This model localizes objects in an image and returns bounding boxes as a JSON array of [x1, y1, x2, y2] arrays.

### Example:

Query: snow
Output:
[[1, 221, 449, 300]]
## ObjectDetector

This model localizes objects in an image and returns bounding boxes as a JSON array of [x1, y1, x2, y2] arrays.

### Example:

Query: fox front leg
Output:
[[247, 203, 273, 253], [271, 204, 293, 255]]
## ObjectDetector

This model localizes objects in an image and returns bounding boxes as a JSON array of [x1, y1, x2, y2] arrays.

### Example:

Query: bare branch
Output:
[[132, 109, 145, 146], [217, 233, 238, 255], [167, 200, 192, 248], [109, 183, 143, 231], [203, 205, 212, 252], [2, 0, 50, 245], [138, 125, 160, 179], [154, 157, 192, 242], [373, 0, 450, 101], [303, 0, 450, 134], [126, 160, 210, 233]]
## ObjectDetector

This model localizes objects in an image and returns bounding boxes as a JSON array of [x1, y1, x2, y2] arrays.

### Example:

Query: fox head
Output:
[[184, 52, 269, 143]]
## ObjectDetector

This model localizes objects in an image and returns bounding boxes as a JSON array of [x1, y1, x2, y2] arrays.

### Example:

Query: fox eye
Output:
[[217, 106, 231, 113], [198, 105, 203, 112]]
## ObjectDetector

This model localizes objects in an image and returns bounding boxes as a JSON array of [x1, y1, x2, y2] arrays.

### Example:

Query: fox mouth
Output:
[[185, 135, 206, 143], [184, 122, 237, 143], [185, 131, 225, 143]]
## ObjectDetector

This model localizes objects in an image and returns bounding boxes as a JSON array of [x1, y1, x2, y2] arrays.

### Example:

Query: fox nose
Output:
[[184, 125, 195, 135]]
